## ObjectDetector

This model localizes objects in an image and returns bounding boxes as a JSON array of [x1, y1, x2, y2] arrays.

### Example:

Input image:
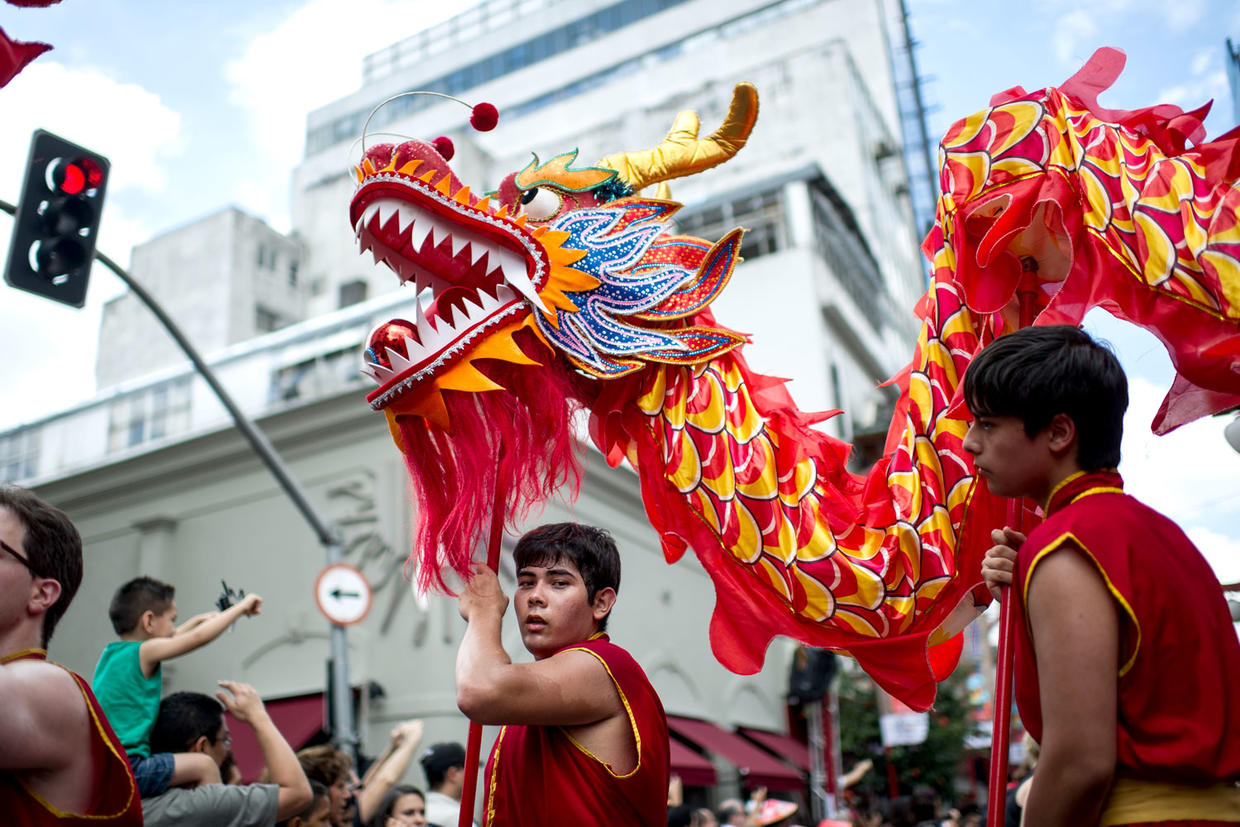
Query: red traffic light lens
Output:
[[79, 157, 104, 189], [60, 163, 85, 195], [46, 157, 104, 195]]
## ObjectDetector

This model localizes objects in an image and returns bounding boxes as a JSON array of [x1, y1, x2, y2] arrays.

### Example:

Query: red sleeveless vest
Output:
[[481, 634, 669, 826], [0, 649, 143, 826], [1013, 471, 1240, 783]]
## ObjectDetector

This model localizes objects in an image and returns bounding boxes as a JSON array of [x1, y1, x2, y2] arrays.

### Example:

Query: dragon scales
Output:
[[350, 51, 1240, 709]]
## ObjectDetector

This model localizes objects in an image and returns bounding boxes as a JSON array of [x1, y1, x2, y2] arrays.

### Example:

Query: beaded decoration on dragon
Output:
[[352, 50, 1240, 708]]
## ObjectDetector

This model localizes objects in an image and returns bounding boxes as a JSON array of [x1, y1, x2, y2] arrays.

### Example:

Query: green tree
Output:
[[837, 667, 972, 803]]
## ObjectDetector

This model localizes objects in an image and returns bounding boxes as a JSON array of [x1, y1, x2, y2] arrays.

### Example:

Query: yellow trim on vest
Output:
[[10, 657, 139, 820], [558, 645, 642, 779], [1042, 470, 1087, 512], [0, 647, 46, 663], [1024, 532, 1142, 677], [1100, 776, 1240, 825], [484, 725, 508, 827]]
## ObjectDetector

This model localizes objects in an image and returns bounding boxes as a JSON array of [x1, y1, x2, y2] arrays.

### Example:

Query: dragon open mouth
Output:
[[350, 145, 555, 408]]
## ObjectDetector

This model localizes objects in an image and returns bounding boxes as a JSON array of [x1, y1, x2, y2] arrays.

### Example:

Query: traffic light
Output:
[[4, 129, 109, 307]]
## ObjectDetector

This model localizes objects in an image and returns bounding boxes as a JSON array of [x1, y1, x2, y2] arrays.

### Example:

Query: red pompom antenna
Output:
[[360, 91, 500, 157], [470, 102, 498, 132], [432, 136, 455, 161]]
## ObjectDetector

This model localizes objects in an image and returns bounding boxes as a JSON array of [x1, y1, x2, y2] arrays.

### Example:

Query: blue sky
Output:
[[1, 0, 1238, 580]]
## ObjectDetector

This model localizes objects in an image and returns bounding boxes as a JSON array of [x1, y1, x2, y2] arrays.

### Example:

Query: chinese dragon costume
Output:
[[350, 48, 1240, 710]]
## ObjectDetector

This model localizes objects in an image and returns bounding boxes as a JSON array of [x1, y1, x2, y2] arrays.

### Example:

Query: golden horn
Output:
[[598, 82, 758, 192]]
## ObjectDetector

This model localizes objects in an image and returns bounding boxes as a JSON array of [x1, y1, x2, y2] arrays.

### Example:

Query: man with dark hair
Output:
[[0, 485, 142, 824], [968, 325, 1240, 824], [142, 681, 312, 826], [456, 522, 668, 825], [419, 742, 474, 827]]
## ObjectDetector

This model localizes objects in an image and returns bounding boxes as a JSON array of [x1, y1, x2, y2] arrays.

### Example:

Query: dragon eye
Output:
[[518, 187, 563, 221]]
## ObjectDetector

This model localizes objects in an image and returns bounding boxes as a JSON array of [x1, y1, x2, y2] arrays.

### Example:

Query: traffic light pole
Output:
[[1, 199, 359, 762]]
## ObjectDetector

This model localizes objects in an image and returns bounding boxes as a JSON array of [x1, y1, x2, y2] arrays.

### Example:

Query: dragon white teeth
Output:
[[359, 280, 524, 389], [451, 233, 470, 257], [407, 215, 433, 251], [396, 204, 418, 234], [376, 201, 398, 231], [490, 247, 548, 313], [428, 217, 450, 248]]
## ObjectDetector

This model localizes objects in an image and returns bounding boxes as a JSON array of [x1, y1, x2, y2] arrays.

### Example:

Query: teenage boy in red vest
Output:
[[967, 325, 1240, 825], [456, 522, 669, 826]]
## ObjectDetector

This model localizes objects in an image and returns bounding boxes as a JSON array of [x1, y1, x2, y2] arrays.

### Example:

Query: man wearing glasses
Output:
[[0, 485, 143, 824]]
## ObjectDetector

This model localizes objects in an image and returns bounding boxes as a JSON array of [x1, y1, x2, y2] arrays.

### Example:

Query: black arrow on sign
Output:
[[330, 588, 361, 600]]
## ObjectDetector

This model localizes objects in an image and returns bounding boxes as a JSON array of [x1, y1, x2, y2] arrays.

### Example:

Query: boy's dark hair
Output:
[[109, 575, 175, 635], [963, 325, 1128, 470], [150, 691, 225, 753], [514, 522, 621, 632], [0, 486, 83, 647]]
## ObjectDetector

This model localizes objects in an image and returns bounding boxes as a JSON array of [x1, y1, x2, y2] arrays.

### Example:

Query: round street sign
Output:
[[314, 563, 373, 626]]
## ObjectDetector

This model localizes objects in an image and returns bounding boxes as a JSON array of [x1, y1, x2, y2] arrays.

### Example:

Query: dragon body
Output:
[[351, 52, 1240, 709]]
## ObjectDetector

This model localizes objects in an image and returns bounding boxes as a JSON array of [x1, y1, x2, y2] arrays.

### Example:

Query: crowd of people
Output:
[[2, 326, 1238, 824]]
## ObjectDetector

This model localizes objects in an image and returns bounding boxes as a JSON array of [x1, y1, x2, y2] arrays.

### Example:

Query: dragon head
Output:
[[350, 83, 759, 589]]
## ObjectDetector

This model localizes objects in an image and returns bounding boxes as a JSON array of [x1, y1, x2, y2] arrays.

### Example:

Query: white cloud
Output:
[[1190, 48, 1214, 76], [1120, 375, 1240, 583], [0, 62, 183, 198], [1163, 0, 1205, 31], [223, 0, 457, 231], [1052, 11, 1098, 65], [1186, 526, 1240, 585]]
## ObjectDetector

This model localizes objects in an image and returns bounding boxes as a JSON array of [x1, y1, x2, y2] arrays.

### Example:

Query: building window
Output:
[[809, 177, 885, 332], [256, 244, 277, 270], [311, 0, 702, 154], [0, 428, 39, 481], [108, 380, 191, 453], [339, 279, 368, 308], [270, 346, 365, 405], [676, 187, 786, 261], [255, 306, 283, 333], [288, 261, 299, 287]]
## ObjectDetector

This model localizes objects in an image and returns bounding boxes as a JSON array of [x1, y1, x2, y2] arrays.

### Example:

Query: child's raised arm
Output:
[[139, 593, 262, 675], [981, 527, 1025, 602]]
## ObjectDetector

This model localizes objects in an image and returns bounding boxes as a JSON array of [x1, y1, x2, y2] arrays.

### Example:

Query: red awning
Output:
[[667, 716, 803, 791], [227, 693, 325, 782], [668, 735, 717, 787], [739, 727, 811, 773]]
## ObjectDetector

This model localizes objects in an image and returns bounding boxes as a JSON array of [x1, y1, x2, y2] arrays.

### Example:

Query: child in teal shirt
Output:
[[92, 576, 262, 796]]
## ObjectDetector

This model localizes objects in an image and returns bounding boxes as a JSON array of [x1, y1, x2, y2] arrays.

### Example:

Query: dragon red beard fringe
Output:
[[394, 356, 586, 593]]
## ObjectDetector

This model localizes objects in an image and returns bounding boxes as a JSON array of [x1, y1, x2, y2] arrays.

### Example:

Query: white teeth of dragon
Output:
[[361, 284, 520, 387], [488, 246, 548, 313], [359, 197, 548, 313]]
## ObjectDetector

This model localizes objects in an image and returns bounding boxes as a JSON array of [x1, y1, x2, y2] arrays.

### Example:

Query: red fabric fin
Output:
[[1152, 374, 1240, 435], [0, 25, 49, 88]]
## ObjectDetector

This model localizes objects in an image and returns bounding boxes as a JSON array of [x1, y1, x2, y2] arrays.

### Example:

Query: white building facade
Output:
[[294, 0, 926, 442]]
